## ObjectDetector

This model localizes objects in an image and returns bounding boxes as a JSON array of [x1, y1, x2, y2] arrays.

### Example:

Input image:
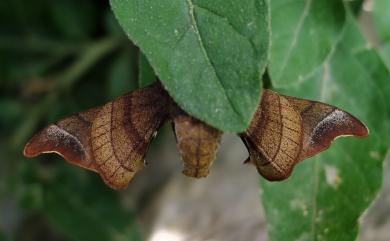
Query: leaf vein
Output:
[[185, 0, 245, 123], [276, 0, 312, 81]]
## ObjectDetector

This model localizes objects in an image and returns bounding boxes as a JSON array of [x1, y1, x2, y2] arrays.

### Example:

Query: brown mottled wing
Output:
[[24, 83, 169, 189], [23, 107, 100, 172], [241, 90, 302, 181], [241, 89, 369, 181], [173, 114, 222, 178], [91, 84, 168, 189], [283, 95, 369, 160]]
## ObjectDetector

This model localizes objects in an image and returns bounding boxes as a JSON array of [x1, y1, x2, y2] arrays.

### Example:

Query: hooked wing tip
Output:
[[299, 109, 369, 161], [354, 117, 369, 138], [329, 109, 369, 139], [23, 124, 60, 158], [23, 124, 96, 172]]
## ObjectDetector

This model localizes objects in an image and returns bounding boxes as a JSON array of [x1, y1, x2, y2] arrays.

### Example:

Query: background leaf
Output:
[[347, 0, 363, 16], [19, 162, 143, 241], [49, 0, 97, 40], [379, 44, 390, 70], [108, 50, 138, 99], [261, 15, 390, 241], [374, 0, 390, 70], [269, 0, 345, 88], [110, 0, 270, 132], [373, 0, 390, 42], [0, 1, 143, 240]]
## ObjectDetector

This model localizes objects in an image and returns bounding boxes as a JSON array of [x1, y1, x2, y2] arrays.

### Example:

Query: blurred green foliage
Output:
[[0, 0, 144, 240]]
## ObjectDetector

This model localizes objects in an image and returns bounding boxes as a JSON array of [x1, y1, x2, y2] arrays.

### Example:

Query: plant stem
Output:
[[57, 37, 123, 90], [12, 37, 124, 149]]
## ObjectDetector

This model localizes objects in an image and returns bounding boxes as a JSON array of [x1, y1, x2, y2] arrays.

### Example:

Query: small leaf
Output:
[[261, 16, 390, 241], [269, 0, 346, 88], [110, 0, 270, 132], [138, 52, 156, 88]]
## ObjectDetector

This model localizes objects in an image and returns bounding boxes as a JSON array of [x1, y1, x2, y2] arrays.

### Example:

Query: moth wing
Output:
[[241, 90, 303, 181], [173, 114, 222, 178], [24, 83, 168, 190], [91, 84, 168, 189], [23, 107, 100, 172], [284, 95, 369, 161]]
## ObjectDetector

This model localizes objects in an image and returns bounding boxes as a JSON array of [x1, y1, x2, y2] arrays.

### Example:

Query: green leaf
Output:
[[261, 16, 390, 241], [0, 99, 22, 128], [269, 0, 346, 88], [20, 162, 143, 241], [373, 0, 390, 71], [138, 52, 156, 88], [379, 43, 390, 69], [373, 0, 390, 42], [347, 0, 363, 15], [110, 0, 270, 132], [50, 0, 97, 40], [108, 51, 138, 99]]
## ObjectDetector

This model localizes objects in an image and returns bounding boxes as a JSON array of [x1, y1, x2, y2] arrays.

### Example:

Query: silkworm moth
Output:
[[24, 83, 368, 189]]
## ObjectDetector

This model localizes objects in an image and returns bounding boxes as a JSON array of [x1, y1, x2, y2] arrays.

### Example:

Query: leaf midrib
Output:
[[276, 0, 313, 81], [185, 0, 246, 125]]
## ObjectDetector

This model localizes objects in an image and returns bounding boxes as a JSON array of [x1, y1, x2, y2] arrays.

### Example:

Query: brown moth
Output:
[[24, 84, 368, 189], [240, 89, 369, 181], [24, 83, 222, 189]]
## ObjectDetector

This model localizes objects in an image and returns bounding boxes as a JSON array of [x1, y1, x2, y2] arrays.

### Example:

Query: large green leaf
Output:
[[110, 0, 270, 132], [261, 17, 390, 241], [269, 0, 345, 88]]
